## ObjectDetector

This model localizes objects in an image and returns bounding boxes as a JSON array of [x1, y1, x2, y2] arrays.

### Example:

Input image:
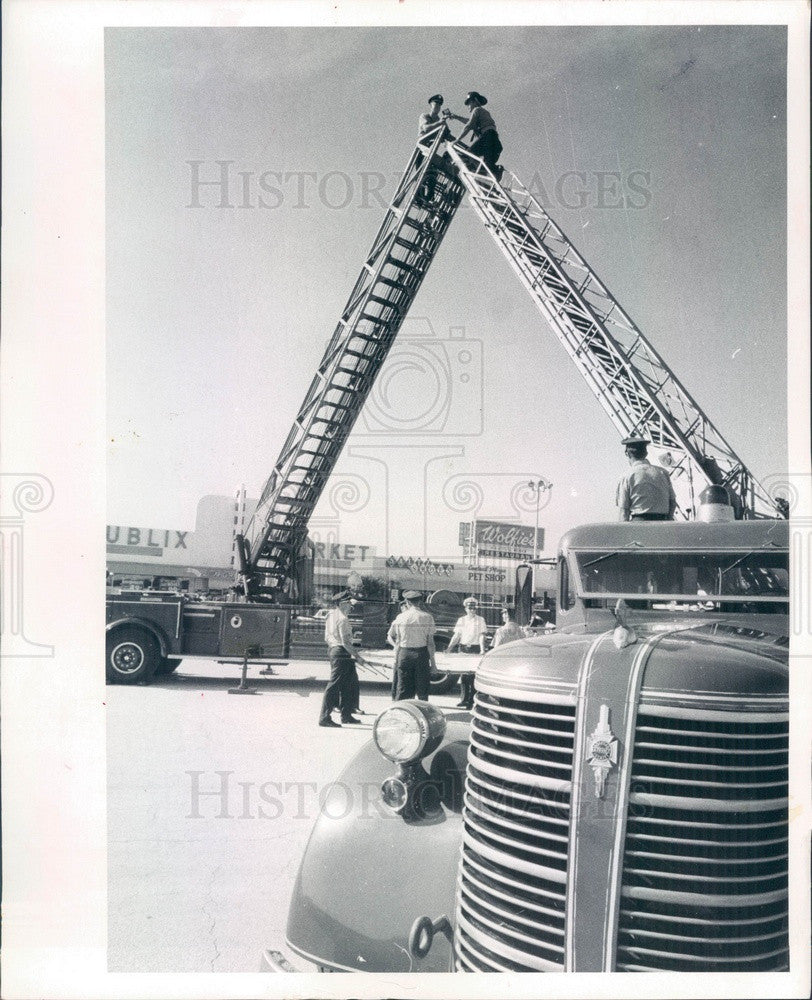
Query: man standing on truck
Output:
[[446, 596, 488, 709], [616, 435, 678, 521], [319, 591, 369, 728], [387, 590, 437, 701]]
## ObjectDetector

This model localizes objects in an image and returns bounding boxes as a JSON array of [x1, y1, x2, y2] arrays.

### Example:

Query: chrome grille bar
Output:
[[455, 691, 575, 971], [615, 706, 788, 972]]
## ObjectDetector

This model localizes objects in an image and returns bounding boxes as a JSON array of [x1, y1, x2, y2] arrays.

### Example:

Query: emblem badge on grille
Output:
[[586, 704, 619, 798]]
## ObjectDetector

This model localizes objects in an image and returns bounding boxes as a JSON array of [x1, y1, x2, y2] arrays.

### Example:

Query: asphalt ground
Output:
[[106, 654, 469, 973]]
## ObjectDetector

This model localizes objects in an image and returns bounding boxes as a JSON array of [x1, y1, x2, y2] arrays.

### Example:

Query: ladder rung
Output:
[[314, 405, 353, 420], [358, 313, 399, 329], [366, 293, 404, 309], [385, 257, 421, 275], [332, 366, 372, 381], [375, 276, 412, 293], [393, 235, 427, 253], [349, 324, 388, 339]]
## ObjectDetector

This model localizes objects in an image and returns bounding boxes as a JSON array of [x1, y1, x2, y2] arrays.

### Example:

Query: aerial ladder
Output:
[[237, 125, 465, 597], [238, 120, 783, 599]]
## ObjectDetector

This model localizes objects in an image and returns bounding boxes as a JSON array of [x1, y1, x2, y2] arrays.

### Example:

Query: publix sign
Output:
[[459, 520, 544, 559]]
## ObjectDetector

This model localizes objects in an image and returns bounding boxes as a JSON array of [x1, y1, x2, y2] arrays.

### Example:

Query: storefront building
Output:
[[107, 491, 553, 604]]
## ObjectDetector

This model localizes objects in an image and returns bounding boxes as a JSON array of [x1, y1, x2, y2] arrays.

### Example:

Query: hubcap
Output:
[[111, 641, 144, 675]]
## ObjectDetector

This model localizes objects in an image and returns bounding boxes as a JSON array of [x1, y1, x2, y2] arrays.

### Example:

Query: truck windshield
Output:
[[573, 549, 788, 604]]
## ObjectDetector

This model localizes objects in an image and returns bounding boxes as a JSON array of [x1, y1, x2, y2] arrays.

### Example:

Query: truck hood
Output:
[[478, 616, 788, 699]]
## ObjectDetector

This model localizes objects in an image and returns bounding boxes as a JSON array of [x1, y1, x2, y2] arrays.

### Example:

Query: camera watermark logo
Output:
[[1, 474, 54, 657], [359, 318, 483, 437]]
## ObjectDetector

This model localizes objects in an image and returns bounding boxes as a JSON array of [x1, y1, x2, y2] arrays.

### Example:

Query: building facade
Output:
[[106, 490, 553, 604]]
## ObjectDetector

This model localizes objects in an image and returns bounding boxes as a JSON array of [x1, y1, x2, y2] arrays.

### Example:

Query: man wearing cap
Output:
[[616, 436, 678, 521], [419, 94, 445, 139], [387, 590, 437, 701], [444, 92, 503, 180], [446, 597, 488, 709], [319, 591, 369, 728], [416, 94, 452, 206]]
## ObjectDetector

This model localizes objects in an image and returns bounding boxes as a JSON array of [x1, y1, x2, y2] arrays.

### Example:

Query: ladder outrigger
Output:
[[238, 120, 782, 598]]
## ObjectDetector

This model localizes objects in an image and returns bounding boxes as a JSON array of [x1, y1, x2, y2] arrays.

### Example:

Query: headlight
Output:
[[373, 700, 446, 764]]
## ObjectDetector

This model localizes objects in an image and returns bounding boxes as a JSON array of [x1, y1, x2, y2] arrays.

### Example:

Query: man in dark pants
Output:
[[319, 591, 368, 728], [387, 590, 437, 701], [444, 91, 504, 180], [616, 435, 678, 521], [446, 596, 487, 709], [416, 94, 454, 206]]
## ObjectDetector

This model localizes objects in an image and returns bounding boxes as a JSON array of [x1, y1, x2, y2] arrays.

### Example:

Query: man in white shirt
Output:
[[319, 591, 368, 728], [387, 590, 437, 701], [447, 597, 488, 709], [416, 94, 455, 207], [492, 607, 525, 647]]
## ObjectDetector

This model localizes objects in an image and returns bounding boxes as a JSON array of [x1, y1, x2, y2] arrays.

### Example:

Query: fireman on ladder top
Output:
[[444, 91, 504, 182], [418, 94, 446, 139], [416, 94, 454, 207], [616, 435, 678, 521]]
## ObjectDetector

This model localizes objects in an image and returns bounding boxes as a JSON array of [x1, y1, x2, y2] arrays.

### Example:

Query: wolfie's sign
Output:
[[459, 520, 544, 558]]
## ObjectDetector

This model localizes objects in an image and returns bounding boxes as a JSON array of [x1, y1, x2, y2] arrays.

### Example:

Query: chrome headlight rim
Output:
[[372, 699, 447, 765]]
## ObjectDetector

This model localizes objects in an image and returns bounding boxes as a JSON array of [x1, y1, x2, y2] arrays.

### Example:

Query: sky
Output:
[[106, 24, 787, 560]]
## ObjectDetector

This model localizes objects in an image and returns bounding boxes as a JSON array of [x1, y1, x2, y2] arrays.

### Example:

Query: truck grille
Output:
[[616, 707, 789, 971], [455, 691, 575, 972]]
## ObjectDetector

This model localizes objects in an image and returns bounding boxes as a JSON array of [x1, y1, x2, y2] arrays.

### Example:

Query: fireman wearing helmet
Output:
[[444, 91, 504, 181], [446, 596, 488, 710], [616, 436, 678, 521]]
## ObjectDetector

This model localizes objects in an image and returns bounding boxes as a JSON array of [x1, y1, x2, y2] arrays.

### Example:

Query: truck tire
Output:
[[106, 627, 160, 685], [155, 657, 182, 676], [429, 670, 457, 695]]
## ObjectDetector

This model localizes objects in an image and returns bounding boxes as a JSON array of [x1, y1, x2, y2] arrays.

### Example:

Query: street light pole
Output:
[[527, 479, 552, 600], [533, 485, 541, 563]]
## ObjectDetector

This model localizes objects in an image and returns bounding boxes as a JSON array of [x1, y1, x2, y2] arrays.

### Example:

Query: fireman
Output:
[[416, 94, 453, 206], [446, 596, 488, 709], [319, 591, 368, 728], [616, 436, 678, 521], [387, 591, 437, 701], [444, 91, 503, 180]]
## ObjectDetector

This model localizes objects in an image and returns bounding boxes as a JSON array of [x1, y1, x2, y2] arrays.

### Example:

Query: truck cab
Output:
[[271, 517, 790, 974]]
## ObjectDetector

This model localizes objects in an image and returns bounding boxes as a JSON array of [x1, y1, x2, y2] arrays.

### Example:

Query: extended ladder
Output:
[[239, 125, 781, 597], [237, 125, 465, 596], [445, 142, 780, 519]]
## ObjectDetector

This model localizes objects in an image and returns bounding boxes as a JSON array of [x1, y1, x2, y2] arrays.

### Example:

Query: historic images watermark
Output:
[[185, 770, 636, 823], [0, 474, 55, 657], [186, 161, 653, 213]]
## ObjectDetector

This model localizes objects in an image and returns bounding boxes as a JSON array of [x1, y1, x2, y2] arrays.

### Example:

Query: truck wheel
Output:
[[430, 670, 457, 695], [155, 657, 181, 676], [106, 627, 159, 685]]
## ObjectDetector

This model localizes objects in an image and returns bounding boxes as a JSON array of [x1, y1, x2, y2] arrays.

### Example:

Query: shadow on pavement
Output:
[[143, 673, 394, 698], [145, 674, 320, 694]]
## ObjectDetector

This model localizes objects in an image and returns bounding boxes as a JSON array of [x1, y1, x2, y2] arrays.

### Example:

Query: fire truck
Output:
[[189, 123, 783, 974], [271, 512, 789, 973]]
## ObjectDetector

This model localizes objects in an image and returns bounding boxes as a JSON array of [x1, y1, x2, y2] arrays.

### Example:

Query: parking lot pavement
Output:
[[106, 656, 465, 973]]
